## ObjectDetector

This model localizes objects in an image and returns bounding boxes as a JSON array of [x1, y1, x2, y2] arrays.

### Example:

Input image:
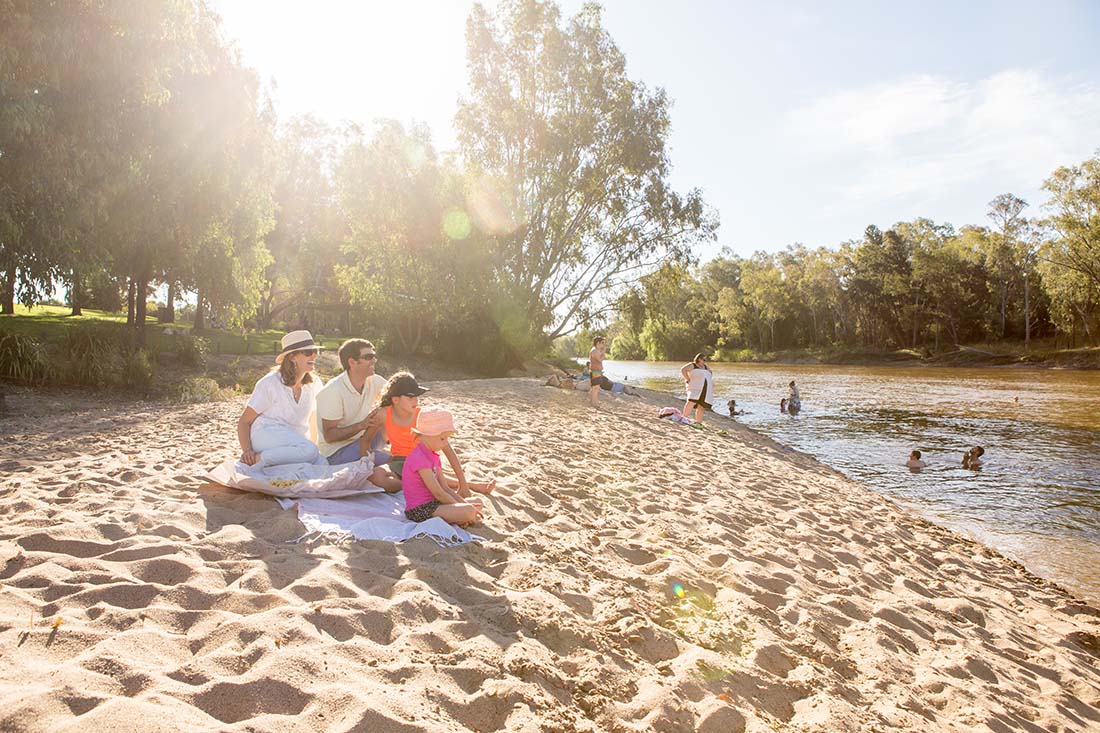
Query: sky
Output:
[[212, 0, 1100, 262]]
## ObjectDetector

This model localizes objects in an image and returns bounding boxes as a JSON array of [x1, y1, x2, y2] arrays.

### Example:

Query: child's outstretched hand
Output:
[[470, 479, 496, 495]]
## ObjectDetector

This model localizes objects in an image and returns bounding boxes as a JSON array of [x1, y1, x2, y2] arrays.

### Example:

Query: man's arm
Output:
[[321, 405, 384, 444]]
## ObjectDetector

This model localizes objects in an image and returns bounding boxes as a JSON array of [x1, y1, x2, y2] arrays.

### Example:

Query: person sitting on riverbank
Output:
[[906, 450, 928, 469], [236, 331, 326, 468], [962, 446, 985, 469], [402, 409, 485, 527], [364, 372, 494, 496], [727, 399, 745, 416]]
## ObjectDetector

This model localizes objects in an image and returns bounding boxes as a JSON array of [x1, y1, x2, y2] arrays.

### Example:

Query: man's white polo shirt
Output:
[[315, 371, 387, 457]]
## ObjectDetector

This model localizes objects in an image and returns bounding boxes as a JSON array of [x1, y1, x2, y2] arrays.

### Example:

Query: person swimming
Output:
[[962, 445, 985, 468], [906, 450, 928, 469]]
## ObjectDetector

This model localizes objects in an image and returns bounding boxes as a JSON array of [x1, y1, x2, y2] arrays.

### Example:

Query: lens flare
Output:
[[673, 583, 685, 598], [467, 174, 526, 236], [442, 208, 472, 240]]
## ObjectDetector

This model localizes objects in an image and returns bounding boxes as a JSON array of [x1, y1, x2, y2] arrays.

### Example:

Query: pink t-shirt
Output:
[[402, 443, 441, 510]]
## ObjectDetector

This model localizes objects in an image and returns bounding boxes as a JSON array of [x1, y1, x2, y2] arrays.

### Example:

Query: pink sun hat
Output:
[[411, 408, 456, 437]]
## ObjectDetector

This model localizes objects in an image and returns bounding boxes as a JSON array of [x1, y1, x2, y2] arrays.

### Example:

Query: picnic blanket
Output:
[[203, 458, 483, 546], [275, 493, 484, 547], [204, 457, 382, 499]]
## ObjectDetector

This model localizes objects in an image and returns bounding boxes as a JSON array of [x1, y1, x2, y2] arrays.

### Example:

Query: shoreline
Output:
[[2, 378, 1099, 731]]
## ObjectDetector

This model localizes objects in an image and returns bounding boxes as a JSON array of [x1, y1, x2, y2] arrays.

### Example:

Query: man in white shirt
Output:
[[316, 340, 396, 486]]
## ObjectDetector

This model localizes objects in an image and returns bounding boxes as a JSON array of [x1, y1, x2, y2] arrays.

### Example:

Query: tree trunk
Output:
[[69, 268, 83, 316], [159, 280, 176, 323], [126, 278, 135, 326], [1023, 273, 1031, 351], [134, 273, 150, 347], [1, 267, 15, 314], [194, 289, 206, 331]]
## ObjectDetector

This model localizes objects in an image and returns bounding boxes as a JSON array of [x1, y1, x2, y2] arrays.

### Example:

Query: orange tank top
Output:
[[385, 406, 420, 457]]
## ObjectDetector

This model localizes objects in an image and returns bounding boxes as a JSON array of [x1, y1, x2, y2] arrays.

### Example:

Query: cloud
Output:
[[785, 70, 1100, 212]]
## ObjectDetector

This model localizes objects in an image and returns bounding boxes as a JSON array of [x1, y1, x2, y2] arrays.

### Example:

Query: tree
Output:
[[335, 121, 501, 365], [1041, 153, 1100, 326], [985, 193, 1029, 341], [456, 0, 716, 356]]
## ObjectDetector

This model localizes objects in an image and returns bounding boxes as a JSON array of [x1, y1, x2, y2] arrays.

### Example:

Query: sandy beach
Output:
[[2, 378, 1099, 732]]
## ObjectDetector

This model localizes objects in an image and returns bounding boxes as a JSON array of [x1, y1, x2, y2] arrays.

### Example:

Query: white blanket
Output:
[[202, 458, 483, 546], [276, 493, 484, 547], [204, 458, 383, 499]]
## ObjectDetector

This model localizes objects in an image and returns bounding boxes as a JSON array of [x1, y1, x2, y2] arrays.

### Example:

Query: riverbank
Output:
[[710, 344, 1100, 370], [2, 379, 1099, 731]]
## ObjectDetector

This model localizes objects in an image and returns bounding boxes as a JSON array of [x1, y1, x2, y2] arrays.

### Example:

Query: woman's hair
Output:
[[693, 353, 706, 364], [275, 353, 315, 386], [972, 446, 985, 457], [379, 370, 415, 407], [911, 450, 922, 459]]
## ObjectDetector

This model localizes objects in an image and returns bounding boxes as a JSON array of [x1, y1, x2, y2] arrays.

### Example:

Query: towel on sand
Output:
[[276, 493, 484, 547], [204, 458, 382, 499]]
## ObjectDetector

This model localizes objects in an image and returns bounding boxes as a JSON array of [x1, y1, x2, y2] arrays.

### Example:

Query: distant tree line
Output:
[[598, 164, 1100, 361], [3, 0, 1095, 372], [0, 0, 715, 371]]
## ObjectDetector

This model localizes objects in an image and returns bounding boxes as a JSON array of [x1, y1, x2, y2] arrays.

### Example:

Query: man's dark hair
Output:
[[338, 338, 375, 373], [592, 335, 605, 346]]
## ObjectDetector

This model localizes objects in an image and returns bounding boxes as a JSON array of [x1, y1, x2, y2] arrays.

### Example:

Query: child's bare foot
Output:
[[470, 479, 496, 495]]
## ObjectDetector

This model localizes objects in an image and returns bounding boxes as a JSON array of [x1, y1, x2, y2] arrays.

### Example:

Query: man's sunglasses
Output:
[[357, 353, 378, 361]]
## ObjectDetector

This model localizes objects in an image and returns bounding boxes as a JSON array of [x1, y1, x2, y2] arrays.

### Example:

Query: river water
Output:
[[597, 360, 1100, 603]]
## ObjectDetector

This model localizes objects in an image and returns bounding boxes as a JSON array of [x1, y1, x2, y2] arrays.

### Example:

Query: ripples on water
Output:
[[600, 360, 1100, 602]]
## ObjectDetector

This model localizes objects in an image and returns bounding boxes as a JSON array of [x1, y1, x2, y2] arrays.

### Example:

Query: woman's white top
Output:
[[247, 370, 322, 437], [686, 367, 713, 400]]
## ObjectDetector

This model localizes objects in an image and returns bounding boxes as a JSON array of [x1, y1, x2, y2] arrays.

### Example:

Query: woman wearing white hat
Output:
[[237, 330, 327, 468]]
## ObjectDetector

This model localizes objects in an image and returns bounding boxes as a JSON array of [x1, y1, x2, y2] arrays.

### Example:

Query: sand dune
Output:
[[1, 379, 1099, 732]]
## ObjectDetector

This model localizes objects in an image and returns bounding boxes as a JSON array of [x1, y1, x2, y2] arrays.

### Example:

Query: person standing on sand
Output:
[[588, 336, 612, 406], [681, 353, 713, 422], [237, 331, 326, 468], [314, 338, 402, 492]]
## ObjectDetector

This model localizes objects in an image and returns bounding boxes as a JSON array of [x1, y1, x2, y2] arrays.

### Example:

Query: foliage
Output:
[[0, 329, 52, 385], [456, 0, 717, 350], [175, 334, 210, 368], [171, 375, 235, 404]]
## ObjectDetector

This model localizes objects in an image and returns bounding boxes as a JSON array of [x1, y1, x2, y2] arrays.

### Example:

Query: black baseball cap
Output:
[[391, 374, 429, 397]]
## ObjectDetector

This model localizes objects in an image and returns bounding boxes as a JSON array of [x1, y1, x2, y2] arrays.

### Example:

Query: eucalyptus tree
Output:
[[985, 193, 1030, 341], [456, 0, 716, 355], [1041, 153, 1100, 298]]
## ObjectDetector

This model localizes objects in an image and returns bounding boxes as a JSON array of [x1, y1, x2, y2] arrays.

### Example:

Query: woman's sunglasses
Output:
[[295, 349, 318, 357]]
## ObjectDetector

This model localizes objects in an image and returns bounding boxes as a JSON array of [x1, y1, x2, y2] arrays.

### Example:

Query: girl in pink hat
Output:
[[402, 408, 492, 526]]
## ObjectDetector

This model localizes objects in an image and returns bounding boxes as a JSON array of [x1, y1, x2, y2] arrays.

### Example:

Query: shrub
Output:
[[120, 349, 156, 396], [172, 376, 235, 403], [60, 322, 157, 392], [175, 334, 210, 367], [0, 329, 53, 385]]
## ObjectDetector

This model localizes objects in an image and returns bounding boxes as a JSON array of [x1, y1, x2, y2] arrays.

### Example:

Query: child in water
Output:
[[962, 446, 985, 469], [402, 409, 485, 526], [906, 450, 928, 469]]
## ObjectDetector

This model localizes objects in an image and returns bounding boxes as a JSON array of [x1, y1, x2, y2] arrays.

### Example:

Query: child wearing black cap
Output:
[[364, 371, 494, 496]]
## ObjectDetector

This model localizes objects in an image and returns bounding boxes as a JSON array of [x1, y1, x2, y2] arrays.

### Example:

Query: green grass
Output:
[[0, 305, 347, 357]]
